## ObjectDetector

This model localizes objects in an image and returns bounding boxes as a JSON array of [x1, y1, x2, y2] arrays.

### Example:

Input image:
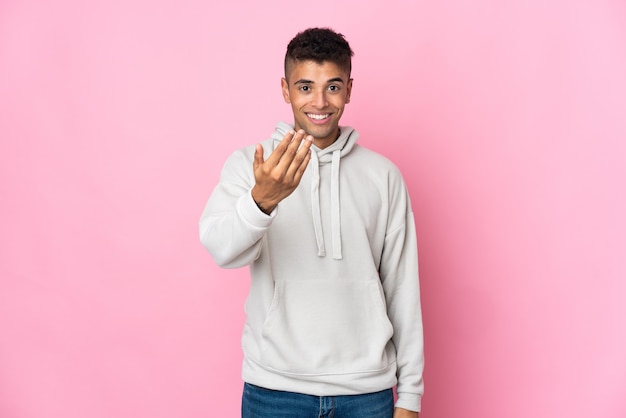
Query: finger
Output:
[[285, 135, 313, 179], [265, 130, 296, 166], [275, 129, 307, 173], [292, 147, 312, 184]]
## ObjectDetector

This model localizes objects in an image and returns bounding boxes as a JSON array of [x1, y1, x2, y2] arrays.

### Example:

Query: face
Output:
[[282, 60, 352, 149]]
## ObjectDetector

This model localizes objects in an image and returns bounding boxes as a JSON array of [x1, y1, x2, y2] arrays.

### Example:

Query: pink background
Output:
[[1, 1, 625, 417]]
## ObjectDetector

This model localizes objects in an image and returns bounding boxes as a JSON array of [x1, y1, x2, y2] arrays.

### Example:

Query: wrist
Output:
[[251, 188, 275, 214], [254, 200, 274, 215]]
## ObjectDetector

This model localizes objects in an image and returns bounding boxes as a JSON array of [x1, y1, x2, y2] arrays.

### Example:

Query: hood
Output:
[[271, 121, 360, 260]]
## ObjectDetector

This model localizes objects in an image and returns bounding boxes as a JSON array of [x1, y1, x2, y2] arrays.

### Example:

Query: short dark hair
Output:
[[284, 28, 354, 79]]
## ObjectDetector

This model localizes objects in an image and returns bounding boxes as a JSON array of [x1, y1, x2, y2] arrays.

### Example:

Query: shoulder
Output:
[[216, 142, 263, 185], [347, 144, 405, 179], [223, 138, 271, 169]]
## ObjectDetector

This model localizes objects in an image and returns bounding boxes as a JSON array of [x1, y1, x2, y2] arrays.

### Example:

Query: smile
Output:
[[307, 113, 330, 120]]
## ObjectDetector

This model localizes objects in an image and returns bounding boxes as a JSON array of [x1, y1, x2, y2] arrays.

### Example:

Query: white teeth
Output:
[[307, 113, 329, 120]]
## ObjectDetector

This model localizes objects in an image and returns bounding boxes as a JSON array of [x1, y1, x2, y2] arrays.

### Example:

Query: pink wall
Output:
[[1, 1, 625, 417]]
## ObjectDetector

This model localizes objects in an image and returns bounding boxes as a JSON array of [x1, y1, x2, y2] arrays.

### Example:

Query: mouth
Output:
[[306, 113, 331, 123]]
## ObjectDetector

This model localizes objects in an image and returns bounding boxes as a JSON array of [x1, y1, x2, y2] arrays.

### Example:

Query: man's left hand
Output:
[[393, 407, 419, 418]]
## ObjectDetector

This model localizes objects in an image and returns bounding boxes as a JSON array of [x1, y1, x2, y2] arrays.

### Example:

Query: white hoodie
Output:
[[199, 122, 424, 411]]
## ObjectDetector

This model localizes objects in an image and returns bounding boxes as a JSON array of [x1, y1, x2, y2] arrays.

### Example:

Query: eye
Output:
[[328, 85, 340, 92], [299, 85, 310, 92]]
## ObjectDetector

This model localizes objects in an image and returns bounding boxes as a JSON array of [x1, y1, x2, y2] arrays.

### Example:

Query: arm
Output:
[[394, 408, 419, 418], [380, 175, 424, 413], [199, 129, 313, 268]]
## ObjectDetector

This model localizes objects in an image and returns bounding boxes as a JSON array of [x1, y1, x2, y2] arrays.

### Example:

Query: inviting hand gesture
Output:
[[251, 129, 313, 214]]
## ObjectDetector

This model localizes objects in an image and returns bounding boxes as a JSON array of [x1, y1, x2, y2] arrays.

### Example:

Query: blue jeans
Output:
[[242, 383, 394, 418]]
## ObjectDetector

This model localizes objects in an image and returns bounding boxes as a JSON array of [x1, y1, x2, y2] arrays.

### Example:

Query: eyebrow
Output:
[[294, 77, 345, 85]]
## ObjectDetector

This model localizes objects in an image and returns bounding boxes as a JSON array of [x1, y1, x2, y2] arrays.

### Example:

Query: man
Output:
[[200, 28, 424, 418]]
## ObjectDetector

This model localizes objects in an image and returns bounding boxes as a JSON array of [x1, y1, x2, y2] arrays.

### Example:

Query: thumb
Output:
[[253, 144, 264, 169]]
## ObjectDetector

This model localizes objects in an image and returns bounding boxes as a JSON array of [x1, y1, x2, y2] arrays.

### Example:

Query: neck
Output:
[[313, 128, 340, 149]]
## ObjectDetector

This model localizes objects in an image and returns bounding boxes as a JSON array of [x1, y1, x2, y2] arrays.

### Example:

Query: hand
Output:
[[393, 407, 419, 418], [251, 129, 313, 214]]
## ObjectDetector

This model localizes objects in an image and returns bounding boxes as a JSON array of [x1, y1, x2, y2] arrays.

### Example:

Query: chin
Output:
[[308, 125, 337, 140]]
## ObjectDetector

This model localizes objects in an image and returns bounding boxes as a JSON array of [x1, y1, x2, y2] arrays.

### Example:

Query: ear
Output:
[[281, 77, 291, 104], [345, 78, 353, 104]]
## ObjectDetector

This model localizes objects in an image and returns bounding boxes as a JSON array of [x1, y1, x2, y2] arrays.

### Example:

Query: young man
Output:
[[200, 28, 424, 418]]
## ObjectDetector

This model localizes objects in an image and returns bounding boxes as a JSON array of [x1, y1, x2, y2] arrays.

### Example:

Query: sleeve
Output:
[[198, 148, 276, 268], [379, 172, 425, 412]]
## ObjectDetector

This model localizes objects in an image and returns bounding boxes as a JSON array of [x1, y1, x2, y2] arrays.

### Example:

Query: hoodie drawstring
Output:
[[309, 149, 343, 260], [330, 150, 342, 259], [310, 151, 325, 257]]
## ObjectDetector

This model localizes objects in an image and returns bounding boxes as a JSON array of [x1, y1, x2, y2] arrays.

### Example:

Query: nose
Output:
[[311, 90, 328, 108]]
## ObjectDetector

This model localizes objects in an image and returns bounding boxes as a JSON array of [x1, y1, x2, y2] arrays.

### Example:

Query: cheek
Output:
[[332, 97, 348, 109], [288, 94, 303, 107]]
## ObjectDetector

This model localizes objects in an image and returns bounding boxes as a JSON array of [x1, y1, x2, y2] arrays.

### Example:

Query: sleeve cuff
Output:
[[237, 189, 276, 228]]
